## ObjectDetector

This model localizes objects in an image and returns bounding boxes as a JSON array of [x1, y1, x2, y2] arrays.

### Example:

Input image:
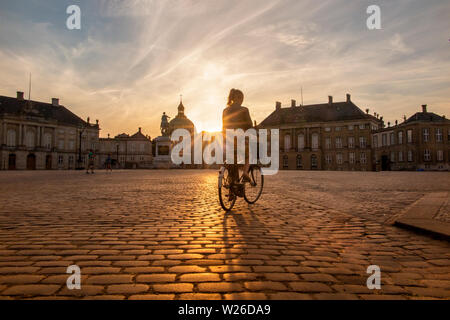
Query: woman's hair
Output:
[[227, 88, 244, 106]]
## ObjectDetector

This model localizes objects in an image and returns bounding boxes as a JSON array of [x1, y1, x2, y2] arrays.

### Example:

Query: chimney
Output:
[[346, 93, 351, 102], [291, 99, 296, 107], [96, 119, 99, 125], [139, 127, 141, 132], [275, 101, 282, 110], [328, 96, 333, 105], [51, 98, 59, 106], [87, 117, 90, 124], [388, 121, 391, 127], [395, 120, 398, 126], [365, 108, 369, 114], [254, 120, 257, 127], [107, 133, 110, 138], [422, 104, 427, 113], [17, 91, 24, 100]]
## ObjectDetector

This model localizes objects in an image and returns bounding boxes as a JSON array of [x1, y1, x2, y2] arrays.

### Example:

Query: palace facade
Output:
[[0, 91, 100, 170], [98, 128, 152, 169], [372, 105, 450, 171], [258, 94, 382, 171]]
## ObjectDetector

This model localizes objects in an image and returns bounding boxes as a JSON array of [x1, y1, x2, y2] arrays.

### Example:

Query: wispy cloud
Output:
[[0, 0, 448, 137]]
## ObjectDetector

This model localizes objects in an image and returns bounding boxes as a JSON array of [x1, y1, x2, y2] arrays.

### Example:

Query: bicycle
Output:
[[218, 163, 264, 211]]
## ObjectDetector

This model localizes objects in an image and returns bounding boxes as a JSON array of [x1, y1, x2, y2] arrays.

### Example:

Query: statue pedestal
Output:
[[153, 135, 172, 169]]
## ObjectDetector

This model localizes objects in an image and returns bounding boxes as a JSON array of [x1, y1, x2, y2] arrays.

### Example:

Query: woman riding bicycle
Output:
[[222, 88, 253, 181]]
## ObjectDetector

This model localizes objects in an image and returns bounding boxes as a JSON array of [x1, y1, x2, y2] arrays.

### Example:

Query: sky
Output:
[[0, 0, 449, 138]]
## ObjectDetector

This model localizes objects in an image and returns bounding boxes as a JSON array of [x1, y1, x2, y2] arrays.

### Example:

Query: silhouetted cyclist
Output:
[[222, 88, 253, 181]]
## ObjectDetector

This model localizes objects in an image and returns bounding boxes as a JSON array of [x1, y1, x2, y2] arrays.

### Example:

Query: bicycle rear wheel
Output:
[[244, 165, 264, 204], [218, 166, 236, 211]]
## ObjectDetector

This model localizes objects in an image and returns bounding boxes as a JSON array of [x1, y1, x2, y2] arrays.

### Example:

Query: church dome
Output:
[[168, 100, 195, 134]]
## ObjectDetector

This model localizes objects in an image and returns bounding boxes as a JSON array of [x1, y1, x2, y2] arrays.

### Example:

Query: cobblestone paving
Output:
[[0, 170, 449, 300], [435, 197, 450, 223]]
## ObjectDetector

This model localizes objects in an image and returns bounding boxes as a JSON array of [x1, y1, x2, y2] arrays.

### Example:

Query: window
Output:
[[359, 124, 365, 130], [296, 155, 302, 168], [398, 151, 403, 162], [382, 134, 387, 146], [284, 134, 291, 151], [349, 152, 355, 164], [325, 154, 332, 164], [311, 154, 317, 168], [7, 130, 16, 147], [398, 131, 403, 144], [390, 152, 395, 162], [44, 133, 52, 148], [283, 155, 288, 168], [335, 137, 342, 148], [324, 127, 331, 132], [297, 134, 305, 150], [408, 150, 413, 162], [348, 137, 355, 148], [68, 156, 74, 165], [437, 150, 443, 161], [436, 128, 442, 142], [423, 128, 429, 142], [336, 153, 343, 165], [58, 155, 64, 165], [58, 140, 64, 150], [372, 136, 378, 148], [359, 136, 366, 148], [424, 149, 431, 161], [69, 140, 75, 150], [325, 137, 331, 149], [26, 131, 35, 148], [390, 133, 395, 145], [335, 126, 341, 132], [360, 152, 367, 164], [140, 144, 145, 152], [348, 125, 354, 131], [407, 130, 413, 143], [311, 133, 319, 149]]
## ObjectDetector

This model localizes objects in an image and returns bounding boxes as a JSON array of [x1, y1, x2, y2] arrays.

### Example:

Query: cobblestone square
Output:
[[0, 170, 449, 300]]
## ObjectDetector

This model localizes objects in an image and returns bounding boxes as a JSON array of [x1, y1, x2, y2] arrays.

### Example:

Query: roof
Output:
[[130, 128, 150, 140], [168, 101, 195, 132], [259, 101, 379, 127], [404, 111, 449, 124], [0, 95, 95, 128]]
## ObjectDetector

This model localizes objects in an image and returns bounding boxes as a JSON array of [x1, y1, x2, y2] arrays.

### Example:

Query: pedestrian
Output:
[[106, 154, 112, 172], [86, 149, 95, 174]]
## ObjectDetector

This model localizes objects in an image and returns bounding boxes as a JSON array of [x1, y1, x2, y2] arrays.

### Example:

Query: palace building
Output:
[[372, 105, 450, 171], [258, 94, 382, 171], [98, 128, 152, 169], [0, 91, 99, 170]]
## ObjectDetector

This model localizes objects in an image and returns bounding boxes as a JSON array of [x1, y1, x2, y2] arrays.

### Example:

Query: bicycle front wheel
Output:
[[218, 166, 236, 211], [244, 165, 264, 204]]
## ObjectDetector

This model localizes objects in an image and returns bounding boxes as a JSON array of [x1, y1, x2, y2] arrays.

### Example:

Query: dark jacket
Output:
[[222, 105, 253, 131]]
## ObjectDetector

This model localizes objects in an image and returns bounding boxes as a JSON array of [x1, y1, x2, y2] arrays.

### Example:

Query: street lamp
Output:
[[76, 124, 85, 170], [116, 142, 119, 168]]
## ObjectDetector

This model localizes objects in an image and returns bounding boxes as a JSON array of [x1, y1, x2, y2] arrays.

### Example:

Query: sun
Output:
[[197, 121, 222, 133]]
